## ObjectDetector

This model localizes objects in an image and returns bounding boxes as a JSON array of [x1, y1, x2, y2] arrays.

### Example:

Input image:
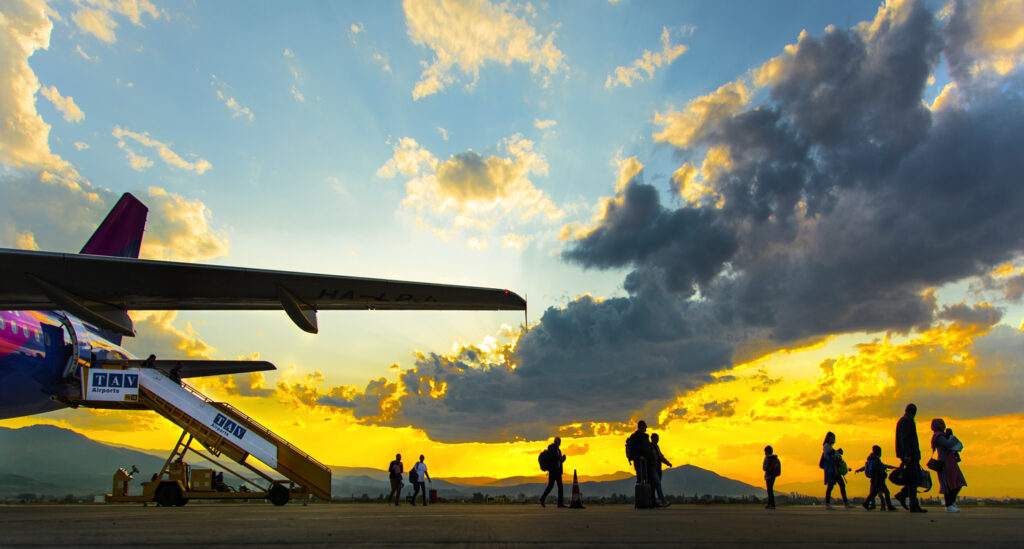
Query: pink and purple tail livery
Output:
[[79, 193, 148, 259]]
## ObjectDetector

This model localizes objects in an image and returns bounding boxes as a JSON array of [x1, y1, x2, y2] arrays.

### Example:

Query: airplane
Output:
[[0, 192, 525, 420], [0, 193, 525, 505]]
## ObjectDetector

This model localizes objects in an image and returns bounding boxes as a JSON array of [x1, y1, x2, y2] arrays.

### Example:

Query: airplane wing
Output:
[[0, 249, 526, 336], [99, 359, 276, 378]]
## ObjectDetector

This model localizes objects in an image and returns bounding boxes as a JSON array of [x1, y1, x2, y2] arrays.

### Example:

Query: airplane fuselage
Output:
[[0, 310, 133, 419]]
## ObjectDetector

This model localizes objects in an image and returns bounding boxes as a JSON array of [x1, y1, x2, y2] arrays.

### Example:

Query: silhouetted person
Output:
[[539, 437, 566, 507], [895, 403, 926, 512], [856, 445, 896, 511], [143, 354, 157, 369], [411, 454, 431, 506], [387, 453, 404, 506], [763, 445, 780, 509], [650, 433, 672, 507], [168, 362, 183, 385], [931, 418, 967, 513], [821, 432, 849, 509], [626, 420, 659, 508]]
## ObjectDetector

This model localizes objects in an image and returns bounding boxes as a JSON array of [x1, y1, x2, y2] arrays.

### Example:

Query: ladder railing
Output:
[[138, 379, 331, 501]]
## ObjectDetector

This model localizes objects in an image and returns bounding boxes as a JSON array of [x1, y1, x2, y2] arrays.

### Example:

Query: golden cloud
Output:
[[379, 135, 562, 243], [39, 85, 84, 123], [112, 126, 212, 174], [139, 187, 229, 263], [606, 27, 687, 89], [404, 0, 566, 99], [652, 80, 753, 149]]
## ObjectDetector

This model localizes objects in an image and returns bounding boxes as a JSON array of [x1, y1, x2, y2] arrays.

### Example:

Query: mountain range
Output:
[[0, 425, 765, 500]]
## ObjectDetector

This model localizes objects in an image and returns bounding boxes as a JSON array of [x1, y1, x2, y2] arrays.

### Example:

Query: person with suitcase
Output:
[[626, 420, 659, 508]]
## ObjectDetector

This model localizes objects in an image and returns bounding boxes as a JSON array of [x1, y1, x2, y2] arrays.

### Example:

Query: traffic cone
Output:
[[569, 469, 585, 509]]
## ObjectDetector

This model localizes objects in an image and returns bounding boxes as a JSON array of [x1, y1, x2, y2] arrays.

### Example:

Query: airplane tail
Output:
[[80, 193, 148, 259], [79, 193, 148, 345]]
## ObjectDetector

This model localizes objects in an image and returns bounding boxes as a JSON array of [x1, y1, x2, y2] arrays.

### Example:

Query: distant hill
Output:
[[0, 426, 765, 500], [0, 425, 168, 498]]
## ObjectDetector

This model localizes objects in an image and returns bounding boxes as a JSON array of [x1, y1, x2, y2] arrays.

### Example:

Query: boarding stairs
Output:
[[75, 366, 331, 503]]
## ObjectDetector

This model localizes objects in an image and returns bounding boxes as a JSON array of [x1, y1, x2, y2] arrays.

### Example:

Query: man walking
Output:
[[411, 454, 431, 506], [387, 453, 403, 506], [895, 403, 927, 512], [539, 437, 567, 508]]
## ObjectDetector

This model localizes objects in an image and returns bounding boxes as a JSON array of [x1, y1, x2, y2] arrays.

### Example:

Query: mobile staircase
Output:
[[75, 365, 331, 507]]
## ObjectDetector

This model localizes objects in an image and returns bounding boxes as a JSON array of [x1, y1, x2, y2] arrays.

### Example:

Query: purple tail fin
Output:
[[80, 193, 148, 258]]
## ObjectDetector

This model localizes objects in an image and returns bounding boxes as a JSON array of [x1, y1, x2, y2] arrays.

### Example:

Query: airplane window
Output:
[[35, 330, 42, 343], [23, 326, 29, 337], [0, 318, 4, 329], [45, 333, 51, 346]]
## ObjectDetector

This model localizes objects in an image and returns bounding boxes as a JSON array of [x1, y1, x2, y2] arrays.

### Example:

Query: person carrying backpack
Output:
[[539, 437, 566, 508], [626, 420, 659, 508], [763, 445, 781, 510], [821, 432, 851, 510], [855, 445, 897, 511]]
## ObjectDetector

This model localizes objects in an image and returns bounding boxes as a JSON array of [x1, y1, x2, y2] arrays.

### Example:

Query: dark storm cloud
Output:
[[324, 294, 734, 443], [331, 1, 1024, 442], [937, 303, 1003, 327], [566, 0, 1024, 343]]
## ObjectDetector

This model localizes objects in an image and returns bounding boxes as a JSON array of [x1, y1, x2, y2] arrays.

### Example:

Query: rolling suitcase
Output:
[[634, 461, 652, 509]]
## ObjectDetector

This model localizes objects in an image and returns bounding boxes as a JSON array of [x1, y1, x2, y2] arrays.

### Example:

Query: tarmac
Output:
[[2, 502, 1023, 548]]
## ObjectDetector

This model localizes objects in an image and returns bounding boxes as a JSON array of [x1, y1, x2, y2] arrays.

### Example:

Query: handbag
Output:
[[927, 457, 943, 472], [888, 466, 904, 486]]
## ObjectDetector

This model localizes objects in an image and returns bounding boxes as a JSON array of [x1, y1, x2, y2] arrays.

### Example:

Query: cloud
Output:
[[139, 187, 230, 263], [74, 141, 89, 151], [378, 135, 563, 243], [123, 311, 216, 360], [112, 126, 212, 174], [606, 27, 687, 89], [567, 0, 1024, 346], [403, 0, 566, 99], [0, 1, 70, 172], [211, 76, 254, 121], [74, 44, 98, 62], [652, 79, 753, 149], [71, 0, 162, 44], [283, 50, 305, 102], [39, 85, 84, 123], [943, 0, 1024, 83], [534, 119, 556, 129], [329, 0, 1024, 444]]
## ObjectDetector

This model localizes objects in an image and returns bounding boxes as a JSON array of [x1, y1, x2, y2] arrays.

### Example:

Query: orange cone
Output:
[[569, 469, 585, 509]]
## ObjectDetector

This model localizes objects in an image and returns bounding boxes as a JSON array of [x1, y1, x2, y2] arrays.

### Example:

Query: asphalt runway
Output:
[[2, 503, 1022, 548]]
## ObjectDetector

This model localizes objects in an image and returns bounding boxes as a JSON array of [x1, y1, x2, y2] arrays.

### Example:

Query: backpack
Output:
[[409, 468, 418, 483], [837, 456, 848, 476], [864, 458, 875, 479], [766, 455, 781, 477], [625, 436, 634, 462], [538, 449, 551, 472]]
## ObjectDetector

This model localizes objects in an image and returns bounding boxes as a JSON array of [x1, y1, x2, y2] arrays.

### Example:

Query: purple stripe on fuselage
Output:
[[0, 310, 134, 419]]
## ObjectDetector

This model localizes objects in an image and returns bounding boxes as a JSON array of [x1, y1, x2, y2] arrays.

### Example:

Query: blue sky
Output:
[[10, 0, 884, 383]]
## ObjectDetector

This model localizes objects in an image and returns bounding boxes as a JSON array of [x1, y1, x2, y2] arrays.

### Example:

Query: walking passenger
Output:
[[820, 432, 850, 509], [539, 437, 567, 508], [856, 445, 897, 511], [930, 419, 967, 513], [626, 420, 659, 508], [650, 433, 672, 507], [763, 446, 781, 510], [411, 454, 431, 506], [894, 403, 927, 512], [387, 453, 404, 506]]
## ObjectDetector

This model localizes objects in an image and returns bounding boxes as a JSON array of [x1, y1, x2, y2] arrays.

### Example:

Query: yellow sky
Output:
[[5, 312, 1022, 498]]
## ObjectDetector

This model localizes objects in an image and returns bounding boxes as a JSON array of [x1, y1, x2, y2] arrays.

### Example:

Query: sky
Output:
[[3, 0, 1024, 498]]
